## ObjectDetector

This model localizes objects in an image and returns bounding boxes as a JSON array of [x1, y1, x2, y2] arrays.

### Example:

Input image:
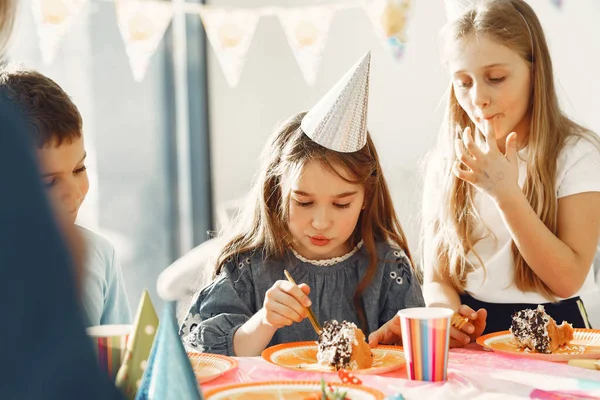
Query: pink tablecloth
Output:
[[201, 345, 600, 399]]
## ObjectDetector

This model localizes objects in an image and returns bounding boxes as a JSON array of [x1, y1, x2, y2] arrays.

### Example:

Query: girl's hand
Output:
[[262, 280, 311, 329], [450, 305, 487, 348], [453, 118, 520, 204], [368, 315, 402, 347]]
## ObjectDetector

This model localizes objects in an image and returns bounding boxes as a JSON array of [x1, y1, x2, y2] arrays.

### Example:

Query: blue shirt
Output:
[[79, 226, 131, 326], [181, 241, 425, 355]]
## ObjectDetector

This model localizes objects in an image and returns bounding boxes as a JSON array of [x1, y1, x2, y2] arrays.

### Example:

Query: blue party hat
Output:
[[135, 302, 203, 400]]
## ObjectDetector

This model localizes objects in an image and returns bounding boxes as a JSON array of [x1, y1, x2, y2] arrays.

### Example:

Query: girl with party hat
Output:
[[180, 52, 424, 356], [403, 0, 598, 347]]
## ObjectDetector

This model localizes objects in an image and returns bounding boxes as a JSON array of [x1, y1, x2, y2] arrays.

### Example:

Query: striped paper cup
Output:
[[87, 324, 132, 380], [397, 307, 453, 382]]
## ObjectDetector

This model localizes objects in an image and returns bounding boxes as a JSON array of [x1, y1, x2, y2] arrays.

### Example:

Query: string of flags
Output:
[[31, 0, 564, 86]]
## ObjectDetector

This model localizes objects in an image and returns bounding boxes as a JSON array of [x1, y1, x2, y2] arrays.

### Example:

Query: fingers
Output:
[[368, 327, 401, 347], [449, 337, 467, 348], [369, 315, 402, 347], [279, 280, 312, 307], [452, 313, 475, 334], [458, 304, 478, 319], [505, 132, 518, 164], [454, 138, 479, 173], [452, 160, 477, 184], [264, 281, 310, 324], [266, 294, 305, 323], [462, 126, 485, 160], [476, 308, 488, 321], [454, 306, 488, 342], [450, 325, 471, 345], [298, 283, 311, 297], [472, 308, 488, 337], [460, 322, 475, 335], [368, 331, 381, 347], [452, 305, 477, 335], [263, 301, 298, 327], [483, 119, 500, 154]]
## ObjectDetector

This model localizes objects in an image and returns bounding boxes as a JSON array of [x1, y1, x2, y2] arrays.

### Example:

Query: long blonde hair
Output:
[[215, 111, 414, 330], [0, 0, 16, 56], [426, 0, 600, 300]]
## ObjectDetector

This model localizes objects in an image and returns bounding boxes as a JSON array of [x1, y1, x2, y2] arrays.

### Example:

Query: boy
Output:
[[0, 65, 131, 326]]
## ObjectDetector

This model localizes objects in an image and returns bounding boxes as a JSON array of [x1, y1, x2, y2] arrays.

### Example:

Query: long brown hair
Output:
[[214, 111, 414, 330], [426, 0, 600, 300]]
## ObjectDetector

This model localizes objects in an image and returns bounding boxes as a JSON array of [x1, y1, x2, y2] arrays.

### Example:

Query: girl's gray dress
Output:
[[180, 241, 425, 356]]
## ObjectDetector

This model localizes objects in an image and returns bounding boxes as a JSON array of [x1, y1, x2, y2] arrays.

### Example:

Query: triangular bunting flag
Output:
[[274, 5, 335, 86], [198, 6, 260, 87], [32, 0, 88, 64], [115, 0, 173, 82], [116, 290, 159, 400], [135, 302, 203, 400], [363, 0, 412, 62]]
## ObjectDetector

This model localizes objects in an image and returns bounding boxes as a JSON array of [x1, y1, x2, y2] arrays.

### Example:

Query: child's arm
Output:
[[495, 191, 600, 298], [233, 280, 311, 356], [180, 259, 311, 356], [455, 123, 600, 298], [420, 152, 462, 310], [422, 217, 487, 347], [421, 160, 487, 347], [422, 264, 460, 310], [179, 261, 256, 356], [421, 156, 462, 310]]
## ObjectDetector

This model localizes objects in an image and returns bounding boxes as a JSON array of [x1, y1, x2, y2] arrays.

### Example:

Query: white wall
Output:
[[207, 0, 600, 255]]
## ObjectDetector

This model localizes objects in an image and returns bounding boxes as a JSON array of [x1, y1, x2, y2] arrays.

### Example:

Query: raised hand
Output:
[[452, 118, 520, 203], [262, 280, 311, 329]]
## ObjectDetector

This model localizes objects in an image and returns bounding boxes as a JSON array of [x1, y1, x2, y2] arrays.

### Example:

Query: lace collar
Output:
[[291, 240, 364, 266]]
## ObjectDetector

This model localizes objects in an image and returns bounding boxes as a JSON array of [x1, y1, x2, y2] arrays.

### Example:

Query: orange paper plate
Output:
[[477, 329, 600, 362], [204, 380, 385, 399], [188, 352, 238, 383], [261, 341, 405, 374]]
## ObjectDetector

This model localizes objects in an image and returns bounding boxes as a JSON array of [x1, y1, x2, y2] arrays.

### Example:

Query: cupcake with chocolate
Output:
[[317, 320, 374, 370], [510, 305, 574, 354]]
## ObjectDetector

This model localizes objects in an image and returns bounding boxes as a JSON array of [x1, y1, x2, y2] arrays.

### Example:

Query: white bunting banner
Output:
[[362, 0, 412, 63], [28, 0, 565, 84], [198, 6, 261, 87], [115, 0, 174, 82], [32, 0, 88, 64], [275, 5, 335, 86]]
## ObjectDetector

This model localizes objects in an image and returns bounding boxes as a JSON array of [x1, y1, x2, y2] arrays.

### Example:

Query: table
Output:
[[201, 345, 600, 399]]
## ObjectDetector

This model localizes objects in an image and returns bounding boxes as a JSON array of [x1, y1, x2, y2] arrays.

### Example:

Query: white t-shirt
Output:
[[465, 135, 600, 303]]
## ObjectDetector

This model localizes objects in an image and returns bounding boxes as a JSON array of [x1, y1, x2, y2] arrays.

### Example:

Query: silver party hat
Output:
[[301, 51, 370, 153], [444, 0, 480, 22]]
